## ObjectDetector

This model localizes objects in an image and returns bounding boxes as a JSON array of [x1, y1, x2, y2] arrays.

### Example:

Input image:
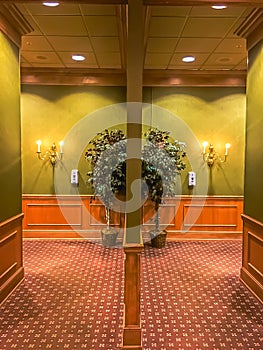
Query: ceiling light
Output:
[[42, 2, 60, 7], [182, 56, 195, 63], [36, 55, 47, 60], [212, 5, 227, 10], [72, 54, 86, 62]]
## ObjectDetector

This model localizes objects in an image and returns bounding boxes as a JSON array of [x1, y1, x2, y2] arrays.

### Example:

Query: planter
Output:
[[101, 228, 118, 247], [150, 230, 167, 248]]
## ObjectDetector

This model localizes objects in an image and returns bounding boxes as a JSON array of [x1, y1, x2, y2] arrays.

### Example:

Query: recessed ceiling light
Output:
[[42, 2, 60, 7], [72, 54, 86, 62], [212, 5, 227, 10], [182, 56, 195, 63], [217, 57, 231, 63], [36, 55, 47, 60]]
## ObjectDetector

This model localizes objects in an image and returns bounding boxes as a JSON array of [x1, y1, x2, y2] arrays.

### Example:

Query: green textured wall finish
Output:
[[21, 85, 246, 196], [152, 87, 246, 195], [244, 41, 263, 222], [0, 32, 22, 222], [21, 85, 126, 194]]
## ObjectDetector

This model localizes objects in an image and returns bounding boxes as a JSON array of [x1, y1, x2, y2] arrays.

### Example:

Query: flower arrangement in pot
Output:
[[85, 127, 186, 248]]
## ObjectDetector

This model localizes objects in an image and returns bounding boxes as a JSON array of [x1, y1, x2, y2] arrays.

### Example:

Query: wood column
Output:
[[126, 0, 144, 244], [123, 0, 144, 349], [123, 243, 143, 350]]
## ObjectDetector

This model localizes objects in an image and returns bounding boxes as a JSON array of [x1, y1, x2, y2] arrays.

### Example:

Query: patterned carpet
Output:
[[0, 240, 262, 350]]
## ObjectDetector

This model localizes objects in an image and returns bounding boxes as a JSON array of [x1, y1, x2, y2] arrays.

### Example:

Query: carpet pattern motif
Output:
[[141, 241, 263, 350], [0, 240, 262, 350], [0, 241, 124, 349]]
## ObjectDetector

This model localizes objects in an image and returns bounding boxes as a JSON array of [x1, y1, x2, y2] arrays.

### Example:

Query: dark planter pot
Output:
[[150, 230, 167, 248], [101, 228, 118, 247]]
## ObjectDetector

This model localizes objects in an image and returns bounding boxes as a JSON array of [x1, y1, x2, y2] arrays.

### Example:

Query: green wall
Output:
[[0, 32, 22, 222], [21, 85, 246, 196], [150, 87, 246, 195], [21, 85, 126, 194], [244, 40, 263, 222]]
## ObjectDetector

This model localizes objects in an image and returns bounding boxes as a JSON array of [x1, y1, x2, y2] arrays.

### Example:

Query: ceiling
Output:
[[15, 2, 252, 72]]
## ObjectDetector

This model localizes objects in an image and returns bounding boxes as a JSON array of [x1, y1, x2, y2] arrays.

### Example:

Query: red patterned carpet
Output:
[[0, 239, 262, 350]]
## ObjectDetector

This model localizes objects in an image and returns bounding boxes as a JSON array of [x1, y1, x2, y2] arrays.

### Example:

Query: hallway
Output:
[[0, 239, 262, 350]]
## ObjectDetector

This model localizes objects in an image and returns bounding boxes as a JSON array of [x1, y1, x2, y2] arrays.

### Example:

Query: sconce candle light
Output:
[[36, 140, 64, 166], [202, 141, 230, 167]]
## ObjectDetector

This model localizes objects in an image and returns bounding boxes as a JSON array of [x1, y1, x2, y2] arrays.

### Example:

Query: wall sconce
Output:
[[202, 141, 230, 167], [36, 140, 64, 166]]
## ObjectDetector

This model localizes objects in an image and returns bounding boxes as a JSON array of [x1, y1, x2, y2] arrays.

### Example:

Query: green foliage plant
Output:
[[85, 127, 186, 232]]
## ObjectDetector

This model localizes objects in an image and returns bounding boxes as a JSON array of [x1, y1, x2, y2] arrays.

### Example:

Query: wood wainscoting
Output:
[[0, 213, 24, 304], [22, 195, 243, 240], [240, 214, 263, 302]]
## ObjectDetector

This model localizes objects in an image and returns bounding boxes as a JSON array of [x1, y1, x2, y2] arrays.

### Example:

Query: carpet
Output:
[[0, 239, 262, 350], [141, 241, 263, 350]]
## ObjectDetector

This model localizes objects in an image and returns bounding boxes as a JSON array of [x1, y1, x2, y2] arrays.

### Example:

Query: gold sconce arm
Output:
[[202, 142, 230, 167], [36, 140, 64, 166]]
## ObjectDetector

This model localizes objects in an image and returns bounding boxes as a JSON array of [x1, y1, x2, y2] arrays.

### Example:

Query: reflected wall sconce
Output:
[[202, 141, 230, 167], [36, 140, 64, 166]]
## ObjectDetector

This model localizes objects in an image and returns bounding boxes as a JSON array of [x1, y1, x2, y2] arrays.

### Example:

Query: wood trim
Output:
[[0, 3, 33, 47], [144, 0, 263, 5], [0, 230, 17, 244], [240, 267, 263, 303], [4, 0, 263, 4], [241, 214, 263, 302], [234, 8, 263, 50], [183, 203, 240, 229], [0, 213, 24, 304], [20, 67, 247, 87], [7, 0, 127, 3], [20, 67, 126, 86], [143, 69, 246, 87], [22, 195, 243, 239]]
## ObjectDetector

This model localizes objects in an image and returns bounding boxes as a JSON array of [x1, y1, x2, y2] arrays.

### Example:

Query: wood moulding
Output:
[[0, 3, 33, 47], [240, 214, 263, 303], [0, 213, 24, 305], [6, 0, 263, 5], [234, 8, 263, 50], [20, 67, 246, 87]]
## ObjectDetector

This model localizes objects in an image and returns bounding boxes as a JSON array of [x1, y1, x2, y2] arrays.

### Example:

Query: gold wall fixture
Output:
[[202, 142, 230, 167], [36, 140, 64, 166]]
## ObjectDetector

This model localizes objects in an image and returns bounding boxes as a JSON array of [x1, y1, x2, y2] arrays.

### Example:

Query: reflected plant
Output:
[[85, 127, 187, 232]]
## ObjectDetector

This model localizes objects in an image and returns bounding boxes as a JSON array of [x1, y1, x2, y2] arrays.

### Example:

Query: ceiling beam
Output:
[[144, 69, 246, 86], [235, 8, 263, 50], [0, 3, 33, 46], [20, 67, 126, 86], [144, 0, 263, 6], [0, 1, 127, 4], [21, 67, 246, 87], [2, 0, 263, 5]]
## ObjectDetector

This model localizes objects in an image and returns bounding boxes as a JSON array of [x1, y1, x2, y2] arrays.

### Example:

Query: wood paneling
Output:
[[0, 213, 24, 305], [240, 214, 263, 302], [22, 195, 243, 239], [26, 203, 82, 228]]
